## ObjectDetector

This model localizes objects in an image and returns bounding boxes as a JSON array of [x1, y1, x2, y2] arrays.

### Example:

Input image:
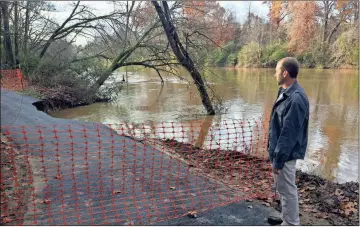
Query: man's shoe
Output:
[[267, 216, 283, 225]]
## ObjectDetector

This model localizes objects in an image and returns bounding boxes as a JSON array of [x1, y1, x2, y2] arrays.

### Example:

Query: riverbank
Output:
[[16, 85, 110, 113], [154, 138, 359, 226], [1, 69, 112, 113]]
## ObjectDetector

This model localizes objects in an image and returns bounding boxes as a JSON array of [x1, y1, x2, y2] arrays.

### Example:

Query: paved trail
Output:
[[1, 89, 277, 225]]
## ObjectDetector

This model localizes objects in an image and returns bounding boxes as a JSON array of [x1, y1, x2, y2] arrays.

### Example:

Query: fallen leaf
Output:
[[303, 198, 310, 202], [299, 200, 304, 204], [261, 202, 270, 207], [303, 208, 311, 212], [340, 202, 346, 210], [43, 199, 51, 204], [247, 205, 253, 209], [343, 207, 356, 217], [54, 175, 62, 179], [318, 213, 329, 219], [187, 211, 198, 218], [344, 202, 355, 209], [307, 185, 316, 190], [311, 208, 318, 213], [2, 217, 12, 223], [169, 186, 176, 190], [335, 189, 344, 196], [355, 190, 358, 194], [299, 188, 306, 193], [113, 190, 121, 194]]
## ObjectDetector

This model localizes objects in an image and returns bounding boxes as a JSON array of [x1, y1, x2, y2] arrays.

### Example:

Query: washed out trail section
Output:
[[2, 122, 263, 225]]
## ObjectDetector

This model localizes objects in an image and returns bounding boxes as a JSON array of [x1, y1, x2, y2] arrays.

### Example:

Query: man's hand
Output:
[[272, 167, 280, 175]]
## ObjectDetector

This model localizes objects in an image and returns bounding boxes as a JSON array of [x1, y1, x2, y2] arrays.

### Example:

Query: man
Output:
[[267, 57, 309, 226]]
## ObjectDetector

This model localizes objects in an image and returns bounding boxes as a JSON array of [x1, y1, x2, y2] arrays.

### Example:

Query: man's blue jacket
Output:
[[267, 80, 310, 169]]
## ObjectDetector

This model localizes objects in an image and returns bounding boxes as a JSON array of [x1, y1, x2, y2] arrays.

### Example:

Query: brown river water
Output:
[[52, 68, 359, 183]]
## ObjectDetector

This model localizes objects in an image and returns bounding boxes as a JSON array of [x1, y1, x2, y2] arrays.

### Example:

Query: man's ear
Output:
[[283, 70, 289, 78]]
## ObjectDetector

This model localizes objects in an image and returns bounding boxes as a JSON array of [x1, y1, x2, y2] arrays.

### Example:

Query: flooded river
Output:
[[52, 68, 359, 183]]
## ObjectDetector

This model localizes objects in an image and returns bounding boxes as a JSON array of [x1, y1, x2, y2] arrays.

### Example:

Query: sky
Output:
[[49, 1, 269, 46], [220, 1, 269, 21]]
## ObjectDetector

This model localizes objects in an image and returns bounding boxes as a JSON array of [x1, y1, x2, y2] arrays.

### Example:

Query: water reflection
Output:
[[52, 68, 359, 183], [194, 116, 216, 148]]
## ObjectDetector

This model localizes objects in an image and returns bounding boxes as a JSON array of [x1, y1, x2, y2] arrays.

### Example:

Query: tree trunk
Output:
[[152, 1, 215, 115], [93, 21, 159, 89], [14, 1, 19, 67], [322, 1, 330, 42], [354, 1, 359, 23], [326, 19, 342, 44], [39, 37, 54, 59], [23, 0, 30, 53], [0, 1, 15, 68], [93, 70, 113, 89], [323, 13, 328, 42]]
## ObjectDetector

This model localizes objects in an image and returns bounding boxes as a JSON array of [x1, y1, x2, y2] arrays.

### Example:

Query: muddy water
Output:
[[52, 68, 359, 183]]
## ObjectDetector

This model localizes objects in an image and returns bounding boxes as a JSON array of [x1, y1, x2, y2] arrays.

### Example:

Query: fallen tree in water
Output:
[[26, 85, 111, 113], [152, 1, 216, 115]]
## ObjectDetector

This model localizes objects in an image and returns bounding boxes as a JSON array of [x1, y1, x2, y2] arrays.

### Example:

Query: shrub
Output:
[[237, 42, 262, 67], [226, 53, 238, 67], [330, 28, 359, 67], [261, 43, 288, 64]]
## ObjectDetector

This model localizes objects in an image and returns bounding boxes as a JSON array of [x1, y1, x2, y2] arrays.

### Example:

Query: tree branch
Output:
[[38, 1, 123, 59], [71, 54, 112, 63]]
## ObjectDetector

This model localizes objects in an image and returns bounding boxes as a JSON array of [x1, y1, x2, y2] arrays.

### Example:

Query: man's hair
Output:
[[280, 57, 300, 78]]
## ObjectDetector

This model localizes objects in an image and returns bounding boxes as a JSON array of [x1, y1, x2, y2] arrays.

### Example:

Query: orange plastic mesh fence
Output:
[[1, 120, 273, 225], [0, 69, 27, 91]]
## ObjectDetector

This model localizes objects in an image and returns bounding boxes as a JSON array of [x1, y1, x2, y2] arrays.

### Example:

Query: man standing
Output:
[[267, 57, 310, 226]]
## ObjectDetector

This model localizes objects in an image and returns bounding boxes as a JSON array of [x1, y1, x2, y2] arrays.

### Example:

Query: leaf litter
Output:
[[157, 138, 359, 226], [268, 171, 359, 226], [1, 134, 32, 226]]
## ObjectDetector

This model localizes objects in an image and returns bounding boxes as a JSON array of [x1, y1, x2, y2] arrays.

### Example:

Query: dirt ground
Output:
[[156, 138, 359, 226]]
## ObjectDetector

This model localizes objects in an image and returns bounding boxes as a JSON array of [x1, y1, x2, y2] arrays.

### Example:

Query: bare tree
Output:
[[1, 1, 15, 67], [38, 1, 123, 59], [13, 1, 19, 66], [23, 1, 31, 53]]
